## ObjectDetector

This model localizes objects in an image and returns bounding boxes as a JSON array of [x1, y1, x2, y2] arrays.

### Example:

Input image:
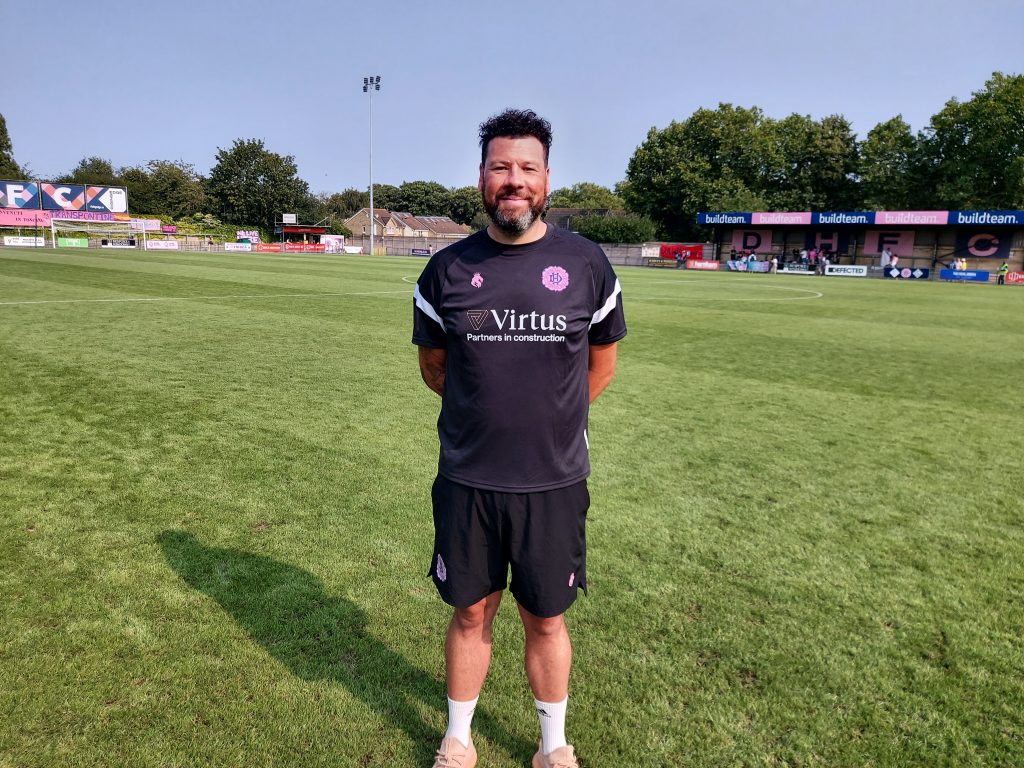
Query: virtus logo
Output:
[[466, 309, 568, 332], [467, 310, 489, 330]]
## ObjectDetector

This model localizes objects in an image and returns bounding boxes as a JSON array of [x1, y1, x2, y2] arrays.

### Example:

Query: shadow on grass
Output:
[[158, 530, 534, 765]]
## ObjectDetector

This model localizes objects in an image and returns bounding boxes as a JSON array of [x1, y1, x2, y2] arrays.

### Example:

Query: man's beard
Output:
[[484, 193, 547, 236]]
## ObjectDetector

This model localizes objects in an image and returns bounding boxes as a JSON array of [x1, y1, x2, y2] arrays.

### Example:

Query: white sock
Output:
[[444, 696, 478, 746], [535, 696, 568, 754]]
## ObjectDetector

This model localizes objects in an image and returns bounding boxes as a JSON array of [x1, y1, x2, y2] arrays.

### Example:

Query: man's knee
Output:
[[452, 592, 502, 632], [519, 605, 566, 639]]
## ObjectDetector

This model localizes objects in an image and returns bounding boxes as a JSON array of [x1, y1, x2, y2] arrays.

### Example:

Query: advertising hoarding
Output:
[[824, 264, 867, 277], [939, 269, 989, 282], [41, 183, 87, 211], [0, 208, 51, 227], [0, 181, 39, 209], [3, 236, 45, 247], [884, 267, 930, 279], [85, 186, 128, 213], [686, 260, 720, 270]]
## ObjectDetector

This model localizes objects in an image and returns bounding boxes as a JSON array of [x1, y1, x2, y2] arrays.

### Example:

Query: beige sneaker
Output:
[[532, 742, 579, 768], [432, 735, 477, 768]]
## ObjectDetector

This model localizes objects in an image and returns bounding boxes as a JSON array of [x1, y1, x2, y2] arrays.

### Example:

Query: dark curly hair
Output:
[[479, 108, 553, 166]]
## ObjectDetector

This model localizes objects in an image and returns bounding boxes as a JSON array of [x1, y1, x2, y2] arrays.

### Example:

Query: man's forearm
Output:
[[588, 342, 618, 403], [419, 347, 447, 396]]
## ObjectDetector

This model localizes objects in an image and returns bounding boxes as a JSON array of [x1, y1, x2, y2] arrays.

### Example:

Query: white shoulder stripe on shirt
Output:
[[590, 279, 622, 327], [413, 284, 444, 328]]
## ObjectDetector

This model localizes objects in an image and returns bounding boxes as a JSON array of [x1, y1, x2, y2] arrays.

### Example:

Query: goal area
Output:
[[50, 218, 143, 249]]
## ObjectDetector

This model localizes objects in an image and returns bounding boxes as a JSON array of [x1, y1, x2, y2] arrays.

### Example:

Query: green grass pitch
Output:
[[1, 247, 1021, 767]]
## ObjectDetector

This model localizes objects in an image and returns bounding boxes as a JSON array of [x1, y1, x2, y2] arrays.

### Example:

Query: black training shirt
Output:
[[412, 225, 626, 492]]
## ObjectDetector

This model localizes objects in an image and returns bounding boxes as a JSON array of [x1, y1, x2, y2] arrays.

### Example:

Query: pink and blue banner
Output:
[[700, 210, 1024, 227], [41, 183, 87, 211], [752, 212, 811, 225], [0, 181, 39, 209]]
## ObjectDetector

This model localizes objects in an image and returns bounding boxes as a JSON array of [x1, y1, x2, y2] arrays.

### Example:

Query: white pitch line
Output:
[[0, 289, 413, 307]]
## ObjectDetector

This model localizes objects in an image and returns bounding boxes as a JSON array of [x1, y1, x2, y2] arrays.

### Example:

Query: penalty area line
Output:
[[0, 289, 413, 307]]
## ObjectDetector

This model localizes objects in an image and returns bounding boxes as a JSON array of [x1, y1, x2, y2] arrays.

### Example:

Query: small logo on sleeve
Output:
[[541, 266, 569, 292], [471, 272, 484, 288]]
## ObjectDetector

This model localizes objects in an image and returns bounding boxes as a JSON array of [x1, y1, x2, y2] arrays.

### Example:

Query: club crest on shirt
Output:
[[541, 266, 569, 292], [471, 272, 484, 288]]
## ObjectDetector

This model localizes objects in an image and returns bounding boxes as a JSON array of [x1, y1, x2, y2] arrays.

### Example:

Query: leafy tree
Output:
[[548, 182, 625, 210], [919, 71, 1024, 209], [370, 183, 400, 211], [207, 139, 310, 228], [303, 192, 353, 235], [446, 185, 485, 226], [321, 188, 369, 219], [118, 165, 156, 214], [761, 113, 859, 211], [858, 116, 921, 209], [573, 213, 657, 243], [621, 105, 770, 240], [0, 113, 25, 178], [470, 210, 491, 231], [392, 180, 450, 215], [623, 103, 864, 239], [58, 156, 118, 186], [146, 160, 207, 219]]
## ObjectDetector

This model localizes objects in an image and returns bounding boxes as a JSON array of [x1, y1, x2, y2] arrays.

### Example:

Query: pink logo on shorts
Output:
[[541, 266, 569, 292], [568, 572, 575, 587], [436, 555, 447, 582], [471, 272, 484, 288]]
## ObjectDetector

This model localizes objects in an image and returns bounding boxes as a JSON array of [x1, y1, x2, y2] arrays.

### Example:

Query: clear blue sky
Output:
[[4, 0, 1022, 196]]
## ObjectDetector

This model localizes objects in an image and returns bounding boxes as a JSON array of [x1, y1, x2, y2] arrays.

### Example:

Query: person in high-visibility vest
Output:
[[998, 262, 1009, 285]]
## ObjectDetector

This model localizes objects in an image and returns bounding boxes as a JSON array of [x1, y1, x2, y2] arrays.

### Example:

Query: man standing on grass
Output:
[[413, 108, 626, 768]]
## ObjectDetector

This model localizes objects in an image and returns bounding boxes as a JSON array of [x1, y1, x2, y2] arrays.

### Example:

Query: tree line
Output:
[[1, 72, 1020, 242], [621, 72, 1024, 240]]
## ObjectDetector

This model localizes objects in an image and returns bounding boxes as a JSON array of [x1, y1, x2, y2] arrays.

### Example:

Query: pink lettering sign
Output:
[[874, 211, 949, 226], [752, 211, 812, 225], [0, 209, 52, 227]]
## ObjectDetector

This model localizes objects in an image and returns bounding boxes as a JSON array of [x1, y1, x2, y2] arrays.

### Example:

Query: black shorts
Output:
[[428, 475, 589, 618]]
